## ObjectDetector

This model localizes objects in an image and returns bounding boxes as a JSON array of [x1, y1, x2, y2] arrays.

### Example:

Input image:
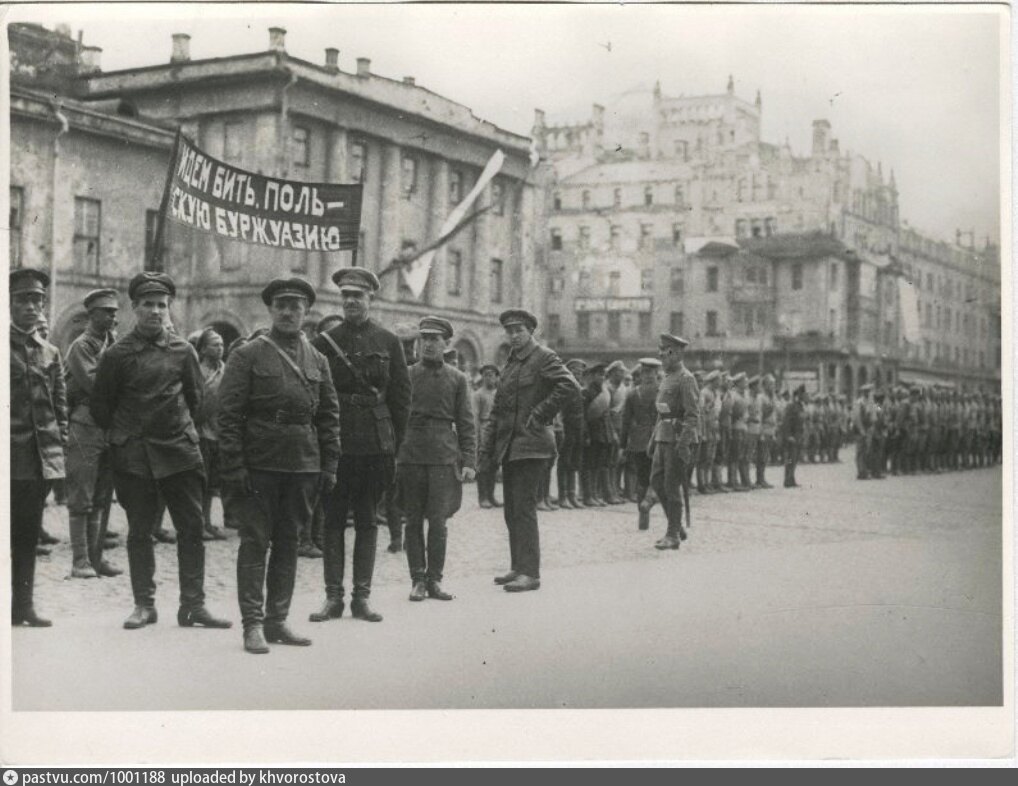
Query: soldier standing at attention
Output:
[[744, 375, 762, 491], [621, 358, 662, 530], [756, 374, 776, 489], [650, 335, 699, 550], [695, 370, 720, 495], [714, 372, 732, 493], [851, 384, 874, 480], [479, 309, 574, 593], [10, 269, 67, 626], [217, 278, 340, 654], [779, 385, 807, 488], [397, 317, 476, 602], [473, 364, 501, 508], [558, 359, 587, 509], [195, 328, 228, 541], [310, 268, 410, 623], [91, 272, 231, 631], [728, 372, 749, 491], [604, 360, 628, 505], [581, 362, 611, 507], [63, 288, 123, 579]]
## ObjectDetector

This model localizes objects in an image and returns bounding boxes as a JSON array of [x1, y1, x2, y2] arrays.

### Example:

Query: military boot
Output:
[[69, 513, 97, 579]]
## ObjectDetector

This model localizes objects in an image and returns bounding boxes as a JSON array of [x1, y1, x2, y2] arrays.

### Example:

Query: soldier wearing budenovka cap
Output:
[[217, 278, 340, 653], [395, 317, 476, 602], [91, 271, 232, 631], [310, 266, 411, 623], [64, 288, 123, 581], [10, 269, 67, 627]]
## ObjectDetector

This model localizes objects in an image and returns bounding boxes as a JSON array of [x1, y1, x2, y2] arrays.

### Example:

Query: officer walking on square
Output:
[[621, 358, 662, 529], [396, 317, 476, 602], [479, 309, 575, 593], [218, 278, 341, 654], [91, 272, 231, 631], [10, 269, 67, 627], [64, 288, 123, 579], [310, 267, 411, 623], [650, 334, 699, 551]]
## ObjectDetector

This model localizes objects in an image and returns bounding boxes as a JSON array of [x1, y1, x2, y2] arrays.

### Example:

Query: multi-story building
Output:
[[8, 23, 542, 372], [537, 78, 1000, 392]]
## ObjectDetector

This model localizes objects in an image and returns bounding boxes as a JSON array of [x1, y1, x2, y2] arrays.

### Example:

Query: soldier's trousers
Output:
[[755, 433, 772, 483], [629, 452, 653, 502], [476, 466, 498, 504], [502, 458, 545, 579], [11, 479, 51, 617], [868, 436, 886, 477], [114, 468, 207, 611], [65, 420, 115, 566], [783, 438, 800, 486], [855, 435, 870, 479], [650, 442, 687, 537], [697, 437, 717, 490], [234, 470, 316, 630], [399, 464, 462, 584], [742, 432, 759, 488], [322, 454, 392, 600]]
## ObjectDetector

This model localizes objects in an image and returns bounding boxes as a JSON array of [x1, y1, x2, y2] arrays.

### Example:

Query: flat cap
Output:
[[703, 370, 720, 382], [658, 333, 689, 350], [730, 371, 747, 384], [499, 309, 538, 331], [129, 271, 176, 300], [10, 268, 50, 295], [479, 363, 501, 375], [606, 360, 627, 374], [83, 288, 118, 311], [262, 277, 316, 307], [638, 357, 662, 368], [332, 266, 380, 293], [418, 315, 454, 339]]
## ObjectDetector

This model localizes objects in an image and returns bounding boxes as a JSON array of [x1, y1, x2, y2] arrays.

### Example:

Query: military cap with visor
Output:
[[83, 288, 118, 311], [128, 271, 176, 300], [585, 361, 608, 375], [418, 315, 454, 339], [638, 357, 662, 369], [331, 266, 381, 293], [499, 309, 538, 331], [262, 277, 316, 307], [479, 363, 501, 376], [659, 333, 689, 350], [10, 268, 50, 295]]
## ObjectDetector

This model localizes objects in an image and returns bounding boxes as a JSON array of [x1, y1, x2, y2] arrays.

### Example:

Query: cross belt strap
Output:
[[256, 334, 316, 395], [319, 330, 375, 394]]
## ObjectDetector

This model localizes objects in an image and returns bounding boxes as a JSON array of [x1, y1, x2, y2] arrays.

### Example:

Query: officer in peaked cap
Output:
[[396, 315, 476, 603], [499, 308, 539, 332], [218, 276, 339, 653], [64, 287, 123, 582], [10, 268, 65, 626], [92, 270, 232, 631], [311, 266, 410, 623]]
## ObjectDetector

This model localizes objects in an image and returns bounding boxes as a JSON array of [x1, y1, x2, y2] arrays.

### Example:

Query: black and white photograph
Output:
[[1, 0, 1011, 765]]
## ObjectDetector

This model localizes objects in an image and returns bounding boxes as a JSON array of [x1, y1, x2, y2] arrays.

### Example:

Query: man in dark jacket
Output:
[[218, 278, 341, 654], [479, 309, 575, 593], [91, 272, 231, 631], [556, 359, 587, 509], [310, 267, 411, 623], [621, 358, 661, 530], [10, 269, 67, 627], [779, 385, 807, 488]]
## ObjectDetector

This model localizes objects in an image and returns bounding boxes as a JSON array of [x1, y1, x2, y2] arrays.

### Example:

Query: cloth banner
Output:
[[897, 277, 922, 344], [166, 134, 363, 252]]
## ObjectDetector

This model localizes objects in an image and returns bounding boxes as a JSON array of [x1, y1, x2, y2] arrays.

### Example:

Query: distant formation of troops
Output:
[[9, 265, 1002, 651]]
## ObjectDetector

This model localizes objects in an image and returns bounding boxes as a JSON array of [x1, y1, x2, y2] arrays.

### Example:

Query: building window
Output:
[[746, 265, 757, 284], [674, 183, 684, 204], [491, 181, 505, 215], [644, 186, 654, 206], [547, 313, 560, 339], [450, 170, 463, 204], [751, 219, 763, 238], [924, 340, 931, 361], [292, 126, 310, 167], [578, 226, 591, 250], [672, 224, 683, 246], [550, 228, 562, 251], [613, 188, 622, 208], [224, 121, 244, 161], [609, 224, 621, 250], [830, 262, 838, 290], [582, 190, 591, 210], [9, 186, 24, 268], [641, 268, 654, 293], [735, 219, 748, 238], [350, 142, 367, 184], [670, 267, 684, 295], [608, 271, 621, 296], [144, 209, 161, 271], [925, 302, 932, 328], [706, 310, 719, 337], [792, 262, 803, 290], [553, 191, 562, 211], [639, 223, 653, 249], [926, 273, 934, 291], [706, 266, 718, 292], [759, 264, 768, 286], [670, 311, 684, 336], [607, 312, 621, 341], [490, 258, 504, 303], [577, 311, 590, 340], [635, 311, 651, 340], [764, 217, 776, 236], [830, 308, 838, 335], [550, 274, 565, 295], [401, 156, 417, 197], [578, 271, 591, 295], [447, 250, 462, 295], [73, 197, 101, 274]]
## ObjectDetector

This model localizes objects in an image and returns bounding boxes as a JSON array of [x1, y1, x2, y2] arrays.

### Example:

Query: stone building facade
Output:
[[9, 24, 543, 371], [536, 78, 1000, 392]]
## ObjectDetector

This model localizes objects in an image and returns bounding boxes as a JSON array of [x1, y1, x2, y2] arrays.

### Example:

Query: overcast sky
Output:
[[6, 2, 1005, 244]]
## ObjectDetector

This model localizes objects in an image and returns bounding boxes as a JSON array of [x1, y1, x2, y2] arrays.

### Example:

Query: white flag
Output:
[[402, 149, 505, 299]]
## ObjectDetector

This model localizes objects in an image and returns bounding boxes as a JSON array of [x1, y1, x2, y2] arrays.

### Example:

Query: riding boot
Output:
[[556, 465, 573, 509], [566, 472, 583, 508], [309, 524, 345, 621], [87, 508, 121, 576], [265, 537, 299, 630], [727, 462, 739, 489], [351, 527, 378, 605], [69, 513, 97, 578]]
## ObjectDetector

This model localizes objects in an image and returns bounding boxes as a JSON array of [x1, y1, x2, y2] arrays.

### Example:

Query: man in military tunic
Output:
[[713, 372, 732, 493], [310, 267, 411, 623], [10, 269, 67, 627], [581, 362, 612, 507], [64, 288, 123, 579], [622, 358, 662, 529], [473, 364, 501, 508], [727, 372, 749, 491], [479, 309, 575, 592], [218, 278, 341, 653], [695, 370, 720, 495], [779, 385, 807, 488], [744, 375, 762, 491], [91, 272, 231, 631], [557, 358, 588, 509], [649, 335, 699, 550], [396, 317, 476, 602]]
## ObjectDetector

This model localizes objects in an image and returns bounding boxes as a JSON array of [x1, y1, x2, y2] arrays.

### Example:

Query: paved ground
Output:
[[12, 446, 1004, 711]]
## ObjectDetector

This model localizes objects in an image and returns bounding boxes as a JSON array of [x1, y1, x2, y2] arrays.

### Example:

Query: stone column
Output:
[[377, 142, 403, 301], [427, 157, 449, 309]]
